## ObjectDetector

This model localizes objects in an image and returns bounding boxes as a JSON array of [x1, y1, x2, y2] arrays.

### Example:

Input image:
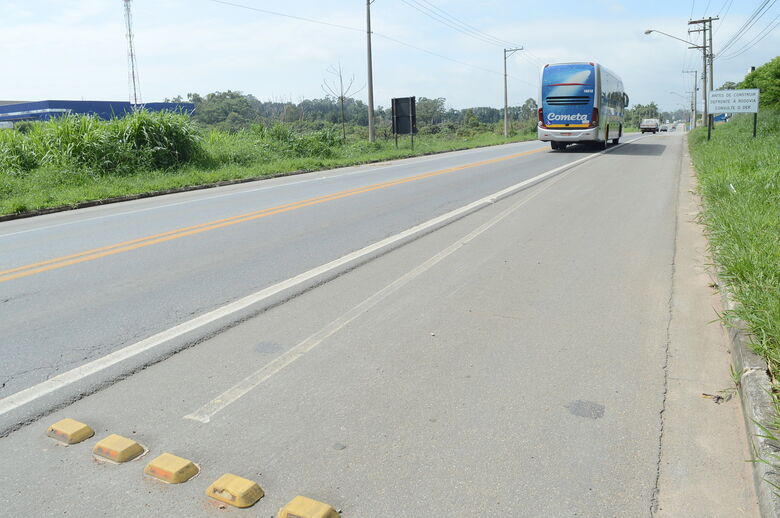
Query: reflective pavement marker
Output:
[[205, 473, 264, 508], [46, 418, 94, 445], [92, 434, 145, 463], [144, 453, 199, 483], [277, 495, 340, 518]]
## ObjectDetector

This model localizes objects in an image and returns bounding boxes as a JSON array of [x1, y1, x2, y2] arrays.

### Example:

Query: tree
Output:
[[471, 107, 501, 124], [463, 108, 480, 128], [739, 56, 780, 108], [625, 102, 660, 127], [518, 98, 538, 122], [718, 81, 738, 90], [416, 97, 446, 126], [322, 64, 364, 142], [186, 90, 258, 130]]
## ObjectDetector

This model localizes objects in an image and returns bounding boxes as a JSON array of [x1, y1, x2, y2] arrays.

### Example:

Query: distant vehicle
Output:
[[537, 62, 629, 151], [640, 119, 660, 133], [659, 125, 668, 132]]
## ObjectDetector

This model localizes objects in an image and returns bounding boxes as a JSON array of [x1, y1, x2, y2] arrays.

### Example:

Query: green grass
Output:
[[688, 110, 780, 374], [0, 113, 536, 215]]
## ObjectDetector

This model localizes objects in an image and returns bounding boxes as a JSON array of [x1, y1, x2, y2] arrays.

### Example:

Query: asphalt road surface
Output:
[[0, 137, 625, 425], [0, 131, 757, 516]]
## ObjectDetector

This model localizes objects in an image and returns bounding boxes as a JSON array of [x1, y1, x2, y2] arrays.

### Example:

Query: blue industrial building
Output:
[[0, 100, 195, 123]]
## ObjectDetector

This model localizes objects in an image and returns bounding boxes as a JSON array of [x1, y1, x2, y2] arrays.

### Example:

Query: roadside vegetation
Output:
[[688, 56, 780, 383], [0, 97, 539, 216]]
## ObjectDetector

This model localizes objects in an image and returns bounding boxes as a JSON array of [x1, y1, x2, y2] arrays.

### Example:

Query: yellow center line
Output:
[[0, 146, 547, 283]]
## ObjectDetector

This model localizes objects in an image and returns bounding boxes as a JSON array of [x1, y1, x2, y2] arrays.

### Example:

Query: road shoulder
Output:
[[654, 135, 758, 516]]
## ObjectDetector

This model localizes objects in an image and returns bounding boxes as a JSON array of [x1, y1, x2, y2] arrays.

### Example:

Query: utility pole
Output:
[[708, 19, 715, 95], [682, 70, 697, 128], [503, 47, 522, 138], [689, 17, 718, 133], [366, 0, 376, 142]]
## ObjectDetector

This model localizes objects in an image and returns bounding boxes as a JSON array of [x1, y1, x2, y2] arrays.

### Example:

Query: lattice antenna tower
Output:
[[123, 0, 142, 105]]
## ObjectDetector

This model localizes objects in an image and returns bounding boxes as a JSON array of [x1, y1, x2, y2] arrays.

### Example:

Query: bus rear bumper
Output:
[[537, 127, 598, 142]]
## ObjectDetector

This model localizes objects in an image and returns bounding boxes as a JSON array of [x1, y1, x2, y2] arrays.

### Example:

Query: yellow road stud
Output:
[[205, 473, 264, 508], [277, 496, 339, 518], [144, 453, 199, 483], [47, 418, 94, 445], [92, 434, 145, 463]]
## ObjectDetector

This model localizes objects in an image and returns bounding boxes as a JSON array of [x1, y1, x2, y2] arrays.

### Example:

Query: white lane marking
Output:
[[0, 141, 542, 239], [184, 168, 570, 423], [0, 138, 638, 417]]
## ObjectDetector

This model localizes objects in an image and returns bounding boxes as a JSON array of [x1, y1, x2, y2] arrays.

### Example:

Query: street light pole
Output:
[[503, 47, 522, 138], [644, 28, 707, 125], [366, 0, 376, 142]]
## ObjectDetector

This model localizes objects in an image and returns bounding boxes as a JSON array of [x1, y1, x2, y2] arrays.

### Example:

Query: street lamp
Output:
[[644, 29, 700, 47], [645, 28, 709, 123]]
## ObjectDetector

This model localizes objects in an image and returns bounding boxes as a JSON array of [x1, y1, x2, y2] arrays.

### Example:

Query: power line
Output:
[[398, 0, 546, 67], [717, 0, 777, 56], [398, 0, 509, 47], [205, 0, 531, 84], [719, 13, 780, 58], [207, 0, 364, 33], [713, 0, 734, 36], [374, 32, 533, 85], [415, 0, 524, 49]]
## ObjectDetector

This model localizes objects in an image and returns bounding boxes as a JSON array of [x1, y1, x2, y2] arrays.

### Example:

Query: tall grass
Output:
[[689, 110, 780, 370], [0, 110, 203, 177]]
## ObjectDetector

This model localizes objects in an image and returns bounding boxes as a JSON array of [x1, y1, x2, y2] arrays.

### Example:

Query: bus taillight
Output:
[[538, 108, 545, 127], [590, 107, 599, 127]]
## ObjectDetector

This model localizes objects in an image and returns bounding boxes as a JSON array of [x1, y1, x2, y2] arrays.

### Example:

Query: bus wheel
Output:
[[612, 137, 619, 145], [550, 141, 559, 150]]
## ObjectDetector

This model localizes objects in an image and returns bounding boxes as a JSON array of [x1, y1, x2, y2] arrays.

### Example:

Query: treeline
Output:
[[169, 90, 701, 135], [166, 91, 540, 136], [740, 56, 779, 108], [624, 103, 688, 127]]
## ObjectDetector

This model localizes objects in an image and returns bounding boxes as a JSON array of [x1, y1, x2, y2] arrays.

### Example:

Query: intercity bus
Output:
[[537, 62, 629, 151]]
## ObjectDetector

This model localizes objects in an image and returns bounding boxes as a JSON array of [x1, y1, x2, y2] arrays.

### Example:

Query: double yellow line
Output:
[[0, 147, 547, 284]]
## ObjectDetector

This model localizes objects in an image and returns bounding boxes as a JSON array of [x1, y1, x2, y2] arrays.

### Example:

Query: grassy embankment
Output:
[[688, 111, 780, 380], [0, 111, 536, 215]]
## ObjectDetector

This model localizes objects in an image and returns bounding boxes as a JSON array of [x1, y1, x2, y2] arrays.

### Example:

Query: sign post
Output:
[[707, 88, 760, 140], [391, 97, 417, 149]]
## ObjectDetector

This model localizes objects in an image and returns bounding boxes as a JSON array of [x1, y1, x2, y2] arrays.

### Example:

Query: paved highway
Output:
[[0, 132, 757, 516], [0, 138, 625, 426]]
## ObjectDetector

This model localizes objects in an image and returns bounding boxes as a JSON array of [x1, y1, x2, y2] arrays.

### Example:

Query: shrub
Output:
[[0, 110, 204, 177]]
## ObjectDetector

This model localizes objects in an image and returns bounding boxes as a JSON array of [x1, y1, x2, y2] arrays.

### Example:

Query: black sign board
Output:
[[391, 96, 417, 135]]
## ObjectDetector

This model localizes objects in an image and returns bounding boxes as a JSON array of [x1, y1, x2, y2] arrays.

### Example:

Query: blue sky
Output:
[[3, 0, 778, 112]]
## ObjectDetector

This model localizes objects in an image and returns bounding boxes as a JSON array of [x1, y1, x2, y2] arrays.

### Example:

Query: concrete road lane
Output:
[[0, 138, 635, 423], [0, 134, 756, 515]]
